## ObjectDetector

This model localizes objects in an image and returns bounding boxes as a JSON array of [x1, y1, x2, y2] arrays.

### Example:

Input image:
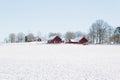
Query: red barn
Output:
[[66, 37, 88, 44], [79, 37, 88, 44], [48, 36, 62, 43]]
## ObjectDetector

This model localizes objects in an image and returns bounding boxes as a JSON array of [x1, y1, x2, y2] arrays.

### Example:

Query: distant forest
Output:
[[4, 19, 120, 44]]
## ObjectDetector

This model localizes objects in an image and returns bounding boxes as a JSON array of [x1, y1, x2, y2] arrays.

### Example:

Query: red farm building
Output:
[[48, 36, 63, 43], [36, 38, 41, 42], [66, 37, 88, 44], [79, 37, 88, 44]]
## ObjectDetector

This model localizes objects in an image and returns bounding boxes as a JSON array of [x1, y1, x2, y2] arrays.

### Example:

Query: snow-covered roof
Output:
[[48, 36, 60, 40], [71, 37, 82, 42], [61, 37, 65, 41]]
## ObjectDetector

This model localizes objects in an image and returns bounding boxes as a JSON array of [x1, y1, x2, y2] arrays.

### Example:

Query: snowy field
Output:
[[0, 43, 120, 80]]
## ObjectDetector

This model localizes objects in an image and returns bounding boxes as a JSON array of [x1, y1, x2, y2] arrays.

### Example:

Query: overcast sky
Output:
[[0, 0, 120, 42]]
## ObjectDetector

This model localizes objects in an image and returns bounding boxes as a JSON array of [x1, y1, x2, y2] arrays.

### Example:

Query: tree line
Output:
[[88, 20, 120, 44], [5, 19, 120, 44]]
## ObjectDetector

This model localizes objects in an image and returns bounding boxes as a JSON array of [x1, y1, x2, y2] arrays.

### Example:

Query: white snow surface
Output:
[[0, 43, 120, 80]]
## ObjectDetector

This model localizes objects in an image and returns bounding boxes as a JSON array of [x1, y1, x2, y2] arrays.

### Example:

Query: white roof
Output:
[[48, 36, 56, 40], [48, 36, 61, 40], [71, 37, 82, 42]]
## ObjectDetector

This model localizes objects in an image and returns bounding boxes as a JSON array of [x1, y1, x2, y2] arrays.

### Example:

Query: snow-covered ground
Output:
[[0, 43, 120, 80]]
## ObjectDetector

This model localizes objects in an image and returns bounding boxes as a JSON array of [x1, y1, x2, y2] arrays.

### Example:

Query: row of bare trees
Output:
[[5, 19, 120, 44], [88, 20, 120, 44], [88, 20, 113, 44], [7, 33, 40, 43]]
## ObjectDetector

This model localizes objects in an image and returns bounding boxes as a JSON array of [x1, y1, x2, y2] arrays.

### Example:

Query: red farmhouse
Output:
[[67, 37, 88, 44], [48, 36, 62, 43]]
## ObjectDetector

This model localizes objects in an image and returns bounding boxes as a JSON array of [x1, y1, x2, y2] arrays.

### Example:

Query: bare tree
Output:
[[17, 32, 25, 42], [26, 33, 35, 42], [106, 26, 114, 44], [48, 32, 61, 38], [89, 23, 96, 43], [75, 31, 83, 37], [65, 32, 76, 42], [9, 33, 16, 43], [89, 20, 112, 44]]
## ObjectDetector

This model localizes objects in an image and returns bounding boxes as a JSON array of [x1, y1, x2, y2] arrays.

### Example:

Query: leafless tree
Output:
[[9, 33, 16, 43], [48, 32, 61, 38], [89, 20, 112, 44], [106, 26, 114, 44], [26, 33, 35, 42], [65, 32, 76, 42], [17, 32, 25, 42], [89, 23, 96, 43], [75, 31, 83, 37]]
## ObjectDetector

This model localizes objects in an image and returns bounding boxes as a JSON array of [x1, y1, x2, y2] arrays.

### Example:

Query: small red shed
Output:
[[37, 38, 41, 42], [48, 36, 62, 43], [34, 37, 41, 42]]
